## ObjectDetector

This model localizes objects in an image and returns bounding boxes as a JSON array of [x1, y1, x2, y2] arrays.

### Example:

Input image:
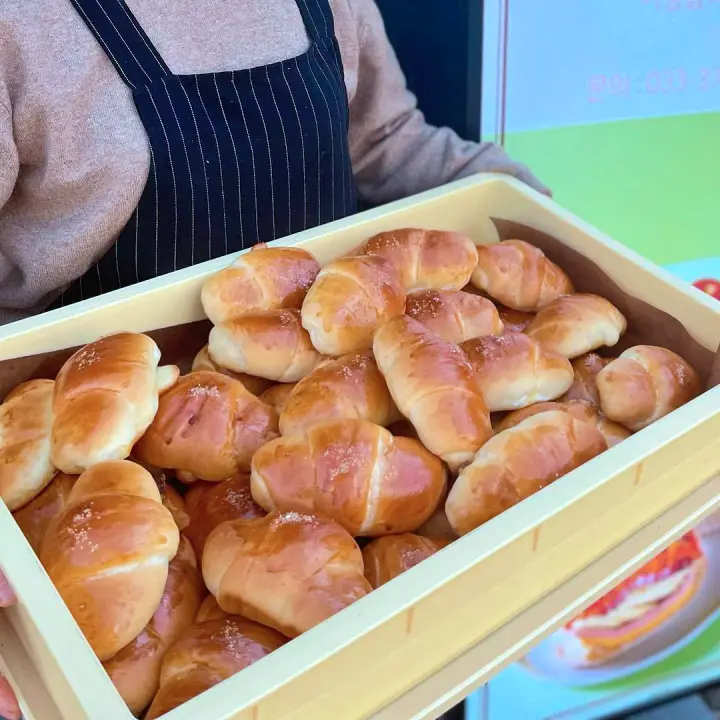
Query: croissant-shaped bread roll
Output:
[[278, 353, 400, 438], [203, 512, 371, 637], [461, 333, 574, 412], [184, 474, 265, 555], [446, 411, 607, 535], [354, 228, 479, 291], [470, 240, 574, 311], [362, 534, 449, 589], [497, 306, 535, 334], [496, 400, 631, 448], [259, 383, 296, 417], [405, 290, 503, 344], [51, 333, 180, 474], [134, 371, 279, 482], [192, 345, 273, 396], [561, 353, 613, 406], [144, 615, 287, 720], [301, 255, 406, 356], [40, 460, 180, 660], [373, 316, 492, 470], [104, 537, 205, 716], [525, 294, 627, 359], [201, 245, 321, 325], [0, 379, 56, 511], [13, 473, 76, 554], [596, 346, 701, 432], [251, 420, 446, 536], [208, 309, 323, 382]]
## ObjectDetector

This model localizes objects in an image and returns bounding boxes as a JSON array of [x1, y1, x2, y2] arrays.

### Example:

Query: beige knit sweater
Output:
[[0, 0, 546, 323]]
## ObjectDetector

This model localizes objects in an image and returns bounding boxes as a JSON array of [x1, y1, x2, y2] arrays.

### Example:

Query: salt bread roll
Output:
[[362, 534, 449, 589], [41, 461, 180, 661], [354, 228, 479, 291], [144, 615, 286, 720], [134, 371, 279, 482], [471, 240, 574, 311], [525, 294, 627, 359], [208, 309, 322, 382], [201, 245, 320, 325], [596, 346, 701, 431], [279, 353, 400, 438], [374, 316, 492, 471], [104, 537, 205, 716], [202, 512, 370, 638], [461, 333, 574, 412], [0, 379, 56, 511], [405, 290, 503, 344], [446, 411, 607, 535], [301, 255, 406, 356], [52, 333, 179, 474], [251, 419, 447, 536]]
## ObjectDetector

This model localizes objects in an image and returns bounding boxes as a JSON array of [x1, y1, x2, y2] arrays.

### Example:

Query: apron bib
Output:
[[56, 0, 356, 306]]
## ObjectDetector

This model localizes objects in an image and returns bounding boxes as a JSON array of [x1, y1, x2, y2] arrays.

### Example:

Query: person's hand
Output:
[[0, 573, 21, 720]]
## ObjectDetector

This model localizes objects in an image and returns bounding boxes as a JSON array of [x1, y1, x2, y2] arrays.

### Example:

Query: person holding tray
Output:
[[0, 2, 548, 710], [0, 0, 547, 325]]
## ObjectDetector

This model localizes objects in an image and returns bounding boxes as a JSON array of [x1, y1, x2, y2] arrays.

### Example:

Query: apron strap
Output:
[[68, 0, 171, 89], [295, 0, 337, 44]]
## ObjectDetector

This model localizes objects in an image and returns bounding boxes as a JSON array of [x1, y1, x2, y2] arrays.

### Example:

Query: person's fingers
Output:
[[0, 672, 21, 720], [0, 573, 16, 608]]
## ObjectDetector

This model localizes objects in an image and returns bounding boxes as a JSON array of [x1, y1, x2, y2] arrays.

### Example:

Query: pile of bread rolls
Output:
[[0, 231, 703, 717]]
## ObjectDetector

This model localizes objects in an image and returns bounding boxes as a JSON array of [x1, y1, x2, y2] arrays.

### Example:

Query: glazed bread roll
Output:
[[362, 534, 449, 589], [134, 371, 279, 482], [496, 400, 631, 448], [201, 245, 321, 325], [202, 512, 371, 637], [525, 294, 627, 359], [461, 333, 574, 412], [52, 333, 180, 474], [195, 594, 228, 624], [251, 420, 447, 536], [192, 345, 273, 396], [208, 309, 323, 383], [104, 537, 205, 716], [471, 240, 574, 311], [373, 316, 492, 471], [301, 255, 406, 356], [596, 346, 701, 432], [446, 411, 607, 535], [40, 460, 180, 661], [354, 228, 479, 291], [279, 353, 400, 438], [259, 383, 296, 417], [184, 474, 265, 556], [562, 353, 613, 406], [0, 379, 56, 511], [145, 615, 287, 720], [13, 473, 76, 554], [497, 306, 535, 334], [405, 290, 503, 344], [145, 615, 286, 720]]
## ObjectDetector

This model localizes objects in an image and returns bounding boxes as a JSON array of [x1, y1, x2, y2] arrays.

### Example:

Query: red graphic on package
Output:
[[693, 278, 720, 299], [564, 533, 706, 665]]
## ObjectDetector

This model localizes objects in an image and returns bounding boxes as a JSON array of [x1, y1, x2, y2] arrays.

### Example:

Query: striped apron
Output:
[[55, 0, 356, 307]]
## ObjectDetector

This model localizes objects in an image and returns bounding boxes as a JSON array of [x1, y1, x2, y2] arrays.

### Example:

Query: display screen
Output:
[[480, 0, 720, 272]]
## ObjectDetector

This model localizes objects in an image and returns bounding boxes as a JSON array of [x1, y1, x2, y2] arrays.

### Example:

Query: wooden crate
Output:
[[0, 175, 718, 720]]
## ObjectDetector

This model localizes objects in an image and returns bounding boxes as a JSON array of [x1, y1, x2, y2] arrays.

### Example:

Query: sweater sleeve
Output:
[[347, 0, 549, 205], [0, 103, 17, 211]]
